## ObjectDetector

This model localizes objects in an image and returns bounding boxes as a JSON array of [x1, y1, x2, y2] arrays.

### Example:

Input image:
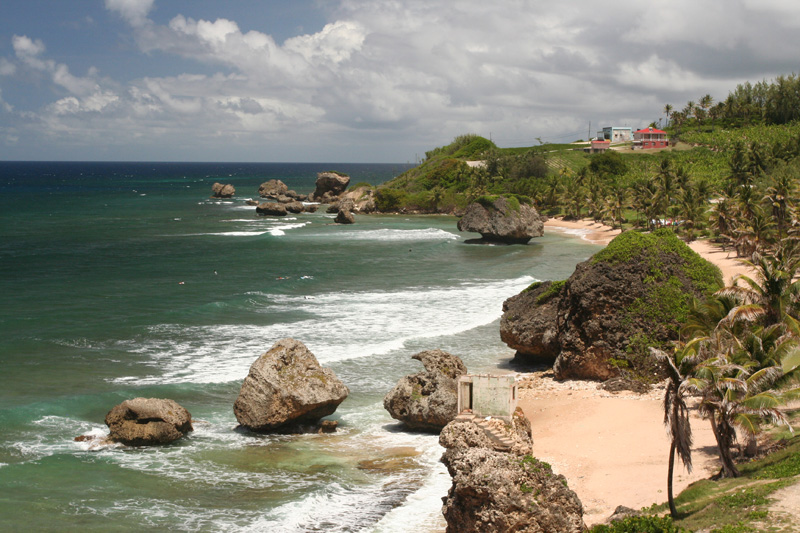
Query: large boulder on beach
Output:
[[211, 182, 235, 198], [383, 349, 467, 431], [256, 202, 288, 217], [500, 229, 723, 380], [311, 171, 350, 201], [258, 179, 289, 198], [233, 338, 349, 432], [105, 398, 193, 446], [457, 196, 545, 244], [439, 408, 584, 533]]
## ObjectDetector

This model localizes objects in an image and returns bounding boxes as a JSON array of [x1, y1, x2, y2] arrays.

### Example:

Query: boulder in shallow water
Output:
[[335, 209, 355, 224], [233, 338, 349, 432], [256, 202, 288, 216], [105, 398, 193, 446], [211, 182, 235, 198], [383, 349, 467, 431], [311, 172, 350, 201], [258, 179, 289, 198]]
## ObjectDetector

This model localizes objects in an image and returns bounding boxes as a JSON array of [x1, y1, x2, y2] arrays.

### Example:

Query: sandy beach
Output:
[[518, 219, 756, 526]]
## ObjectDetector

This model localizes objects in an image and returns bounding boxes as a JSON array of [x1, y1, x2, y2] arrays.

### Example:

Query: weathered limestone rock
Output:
[[311, 172, 350, 201], [211, 182, 235, 198], [383, 349, 467, 431], [105, 398, 193, 446], [457, 196, 545, 244], [233, 338, 349, 432], [285, 201, 305, 214], [258, 179, 289, 198], [500, 281, 562, 364], [335, 209, 355, 224], [439, 408, 584, 532], [500, 229, 723, 380], [256, 202, 288, 217]]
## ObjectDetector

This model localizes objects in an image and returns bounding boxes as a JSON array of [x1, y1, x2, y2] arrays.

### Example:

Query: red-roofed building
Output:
[[584, 139, 610, 153], [633, 127, 669, 149]]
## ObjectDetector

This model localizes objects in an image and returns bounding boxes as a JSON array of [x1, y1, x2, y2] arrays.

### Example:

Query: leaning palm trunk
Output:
[[709, 416, 740, 478]]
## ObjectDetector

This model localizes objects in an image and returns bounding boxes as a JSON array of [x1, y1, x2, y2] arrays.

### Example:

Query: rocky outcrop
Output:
[[258, 179, 289, 198], [285, 201, 306, 214], [500, 229, 723, 380], [338, 186, 376, 213], [211, 182, 235, 198], [383, 349, 467, 431], [440, 408, 585, 532], [335, 209, 355, 224], [105, 398, 193, 446], [457, 196, 545, 244], [233, 338, 349, 432], [311, 171, 350, 201], [256, 202, 288, 217], [500, 281, 562, 363]]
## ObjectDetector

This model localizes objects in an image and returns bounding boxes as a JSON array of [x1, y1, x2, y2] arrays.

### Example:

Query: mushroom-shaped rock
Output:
[[233, 338, 349, 432], [258, 179, 289, 198], [383, 349, 467, 431], [256, 202, 288, 217], [457, 196, 544, 244], [312, 172, 350, 201], [105, 398, 193, 446], [211, 182, 235, 198]]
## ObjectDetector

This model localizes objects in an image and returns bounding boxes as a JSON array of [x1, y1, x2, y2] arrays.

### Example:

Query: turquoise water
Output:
[[0, 161, 601, 531]]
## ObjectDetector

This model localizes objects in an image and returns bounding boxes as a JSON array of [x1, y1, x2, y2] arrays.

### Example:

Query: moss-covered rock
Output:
[[500, 230, 723, 380]]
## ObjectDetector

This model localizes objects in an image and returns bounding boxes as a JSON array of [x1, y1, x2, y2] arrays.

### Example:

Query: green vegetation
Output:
[[536, 280, 566, 304], [590, 515, 686, 532]]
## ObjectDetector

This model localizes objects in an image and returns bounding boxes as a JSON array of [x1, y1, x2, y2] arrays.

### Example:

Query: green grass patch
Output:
[[536, 280, 566, 304]]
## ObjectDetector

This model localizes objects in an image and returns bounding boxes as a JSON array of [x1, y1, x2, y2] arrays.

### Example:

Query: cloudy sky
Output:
[[0, 0, 798, 162]]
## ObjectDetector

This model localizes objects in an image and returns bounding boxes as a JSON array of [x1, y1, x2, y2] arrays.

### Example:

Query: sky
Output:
[[1, 0, 799, 163]]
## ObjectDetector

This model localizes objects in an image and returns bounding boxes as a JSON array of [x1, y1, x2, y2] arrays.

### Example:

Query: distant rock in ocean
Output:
[[383, 349, 466, 431], [233, 338, 349, 432], [211, 182, 235, 198], [105, 398, 193, 446], [457, 196, 545, 244], [255, 202, 288, 216], [258, 179, 289, 198], [311, 171, 350, 202], [500, 229, 723, 380]]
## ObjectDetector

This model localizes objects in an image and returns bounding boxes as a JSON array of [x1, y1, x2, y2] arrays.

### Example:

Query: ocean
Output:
[[0, 161, 601, 532]]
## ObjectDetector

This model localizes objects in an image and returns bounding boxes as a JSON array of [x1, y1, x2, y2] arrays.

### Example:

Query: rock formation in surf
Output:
[[258, 179, 289, 198], [310, 171, 350, 202], [457, 196, 545, 244], [211, 182, 235, 198], [105, 398, 193, 446], [383, 349, 466, 431], [439, 408, 585, 532], [256, 202, 288, 216], [233, 338, 349, 432], [500, 229, 723, 380]]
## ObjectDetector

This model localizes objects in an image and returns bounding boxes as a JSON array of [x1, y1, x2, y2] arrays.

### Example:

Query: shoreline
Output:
[[512, 219, 755, 526]]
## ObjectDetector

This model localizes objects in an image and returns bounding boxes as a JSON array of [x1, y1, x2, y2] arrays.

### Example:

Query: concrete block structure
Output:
[[457, 374, 518, 421], [597, 126, 633, 142]]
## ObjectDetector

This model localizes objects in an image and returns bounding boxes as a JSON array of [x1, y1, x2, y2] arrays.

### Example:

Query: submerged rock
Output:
[[457, 196, 544, 244], [439, 408, 584, 532], [233, 338, 349, 432], [105, 398, 193, 446], [383, 349, 467, 431], [211, 182, 235, 198]]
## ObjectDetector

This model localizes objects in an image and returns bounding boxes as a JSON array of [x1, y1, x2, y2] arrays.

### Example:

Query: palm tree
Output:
[[664, 103, 674, 127], [654, 344, 697, 518]]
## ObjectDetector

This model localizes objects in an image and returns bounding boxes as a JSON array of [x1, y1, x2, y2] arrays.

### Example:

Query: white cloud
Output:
[[3, 0, 800, 161], [105, 0, 155, 27]]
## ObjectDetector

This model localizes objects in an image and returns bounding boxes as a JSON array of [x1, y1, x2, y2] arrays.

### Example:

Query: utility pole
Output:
[[588, 121, 591, 141]]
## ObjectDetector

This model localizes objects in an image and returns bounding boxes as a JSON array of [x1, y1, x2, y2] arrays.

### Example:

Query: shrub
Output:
[[590, 515, 685, 533]]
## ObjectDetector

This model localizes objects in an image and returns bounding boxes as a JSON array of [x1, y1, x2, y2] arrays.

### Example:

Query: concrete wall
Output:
[[458, 374, 517, 420]]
